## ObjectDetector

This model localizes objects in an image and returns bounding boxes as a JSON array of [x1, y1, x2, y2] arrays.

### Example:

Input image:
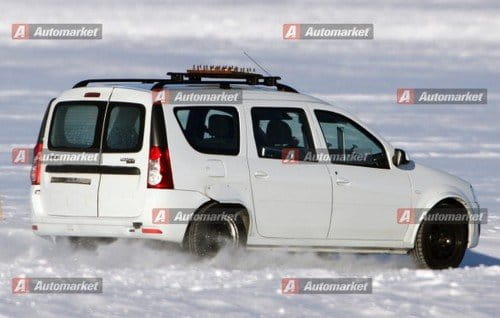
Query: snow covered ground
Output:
[[0, 0, 499, 317]]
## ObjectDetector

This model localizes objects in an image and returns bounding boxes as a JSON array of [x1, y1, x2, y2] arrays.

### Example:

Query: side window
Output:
[[251, 107, 315, 160], [49, 102, 105, 151], [174, 107, 239, 155], [103, 103, 145, 152], [314, 110, 389, 169]]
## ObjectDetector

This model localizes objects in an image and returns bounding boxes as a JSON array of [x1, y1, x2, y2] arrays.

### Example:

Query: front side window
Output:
[[49, 102, 105, 151], [315, 110, 389, 168], [103, 103, 145, 152], [251, 107, 315, 160], [174, 107, 239, 155]]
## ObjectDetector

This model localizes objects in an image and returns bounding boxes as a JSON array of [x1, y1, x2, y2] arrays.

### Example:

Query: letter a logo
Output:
[[12, 24, 29, 40], [397, 89, 415, 105], [12, 148, 31, 165], [281, 148, 299, 164], [152, 208, 170, 224], [397, 208, 416, 224], [281, 278, 300, 294], [12, 278, 30, 294], [283, 24, 301, 40], [152, 89, 170, 106]]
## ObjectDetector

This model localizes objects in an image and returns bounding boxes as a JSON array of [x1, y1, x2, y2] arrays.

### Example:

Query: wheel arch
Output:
[[182, 200, 251, 248], [405, 195, 475, 248]]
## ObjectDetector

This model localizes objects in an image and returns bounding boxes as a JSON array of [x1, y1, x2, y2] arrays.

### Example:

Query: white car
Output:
[[30, 68, 481, 269]]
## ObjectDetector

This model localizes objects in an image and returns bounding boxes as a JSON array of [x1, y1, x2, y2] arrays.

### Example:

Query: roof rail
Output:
[[73, 78, 166, 88], [72, 68, 298, 93]]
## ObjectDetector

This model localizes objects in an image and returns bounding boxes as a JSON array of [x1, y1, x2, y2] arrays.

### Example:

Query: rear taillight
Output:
[[147, 146, 174, 189], [30, 143, 43, 185]]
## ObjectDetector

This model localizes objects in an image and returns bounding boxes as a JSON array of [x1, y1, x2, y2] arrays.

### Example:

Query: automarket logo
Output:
[[152, 89, 242, 105], [397, 88, 487, 105], [281, 278, 372, 294], [396, 207, 488, 224], [283, 24, 373, 40], [11, 24, 102, 40], [12, 277, 103, 294], [281, 148, 371, 164], [152, 208, 239, 224], [11, 148, 100, 165]]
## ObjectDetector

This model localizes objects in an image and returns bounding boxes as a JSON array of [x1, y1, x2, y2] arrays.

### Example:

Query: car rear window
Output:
[[174, 106, 239, 155], [48, 101, 105, 151], [103, 103, 145, 152]]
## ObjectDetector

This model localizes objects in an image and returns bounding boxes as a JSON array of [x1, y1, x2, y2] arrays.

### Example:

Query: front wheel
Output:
[[411, 203, 468, 269]]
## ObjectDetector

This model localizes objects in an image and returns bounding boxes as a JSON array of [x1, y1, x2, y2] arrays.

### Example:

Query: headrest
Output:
[[266, 120, 293, 146], [207, 114, 234, 138]]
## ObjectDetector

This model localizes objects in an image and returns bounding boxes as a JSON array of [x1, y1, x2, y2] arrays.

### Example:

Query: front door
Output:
[[313, 109, 412, 241]]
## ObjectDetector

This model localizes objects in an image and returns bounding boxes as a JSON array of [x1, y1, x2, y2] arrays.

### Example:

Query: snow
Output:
[[0, 0, 499, 317]]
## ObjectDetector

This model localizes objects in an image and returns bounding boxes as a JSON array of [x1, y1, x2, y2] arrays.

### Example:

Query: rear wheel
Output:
[[411, 203, 468, 269], [186, 204, 247, 257]]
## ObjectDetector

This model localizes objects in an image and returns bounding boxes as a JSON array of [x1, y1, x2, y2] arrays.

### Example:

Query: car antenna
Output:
[[243, 51, 272, 76]]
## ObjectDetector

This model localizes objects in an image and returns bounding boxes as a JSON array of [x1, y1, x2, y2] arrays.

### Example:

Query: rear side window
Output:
[[103, 103, 145, 152], [174, 107, 239, 155], [49, 101, 105, 151], [251, 107, 315, 160]]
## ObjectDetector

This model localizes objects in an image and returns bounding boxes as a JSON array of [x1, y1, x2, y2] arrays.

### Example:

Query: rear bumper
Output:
[[31, 187, 211, 243], [32, 219, 188, 242]]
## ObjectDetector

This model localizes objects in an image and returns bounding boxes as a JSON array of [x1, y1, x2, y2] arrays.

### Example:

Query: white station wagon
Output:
[[30, 67, 481, 269]]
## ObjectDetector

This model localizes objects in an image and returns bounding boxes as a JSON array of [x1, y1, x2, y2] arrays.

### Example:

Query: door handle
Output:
[[336, 177, 351, 185], [253, 171, 269, 178]]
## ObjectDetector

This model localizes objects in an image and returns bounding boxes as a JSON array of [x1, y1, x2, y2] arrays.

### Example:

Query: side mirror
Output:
[[392, 148, 410, 166]]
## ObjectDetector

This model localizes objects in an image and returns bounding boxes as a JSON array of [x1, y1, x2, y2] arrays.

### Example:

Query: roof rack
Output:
[[72, 66, 298, 93], [73, 78, 166, 88]]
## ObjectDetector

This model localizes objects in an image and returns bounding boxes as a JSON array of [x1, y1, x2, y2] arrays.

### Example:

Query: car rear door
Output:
[[246, 105, 333, 239], [41, 88, 111, 217], [97, 88, 149, 218]]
